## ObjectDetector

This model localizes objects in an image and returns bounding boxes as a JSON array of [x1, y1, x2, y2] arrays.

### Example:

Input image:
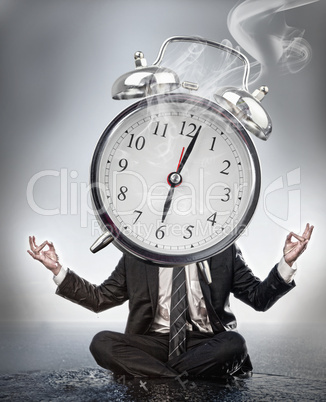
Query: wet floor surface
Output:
[[1, 367, 326, 401], [0, 322, 325, 400]]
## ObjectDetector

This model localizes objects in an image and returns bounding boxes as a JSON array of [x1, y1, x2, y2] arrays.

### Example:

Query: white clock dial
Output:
[[91, 94, 260, 265]]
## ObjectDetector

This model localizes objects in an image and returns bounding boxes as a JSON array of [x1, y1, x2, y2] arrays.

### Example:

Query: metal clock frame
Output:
[[90, 92, 261, 266]]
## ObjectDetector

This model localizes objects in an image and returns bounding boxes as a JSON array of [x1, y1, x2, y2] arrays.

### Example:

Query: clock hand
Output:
[[161, 147, 185, 223], [161, 184, 175, 223], [177, 130, 200, 174], [161, 131, 200, 223], [176, 146, 185, 171]]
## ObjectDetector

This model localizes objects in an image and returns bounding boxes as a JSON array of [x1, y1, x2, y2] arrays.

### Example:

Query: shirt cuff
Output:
[[53, 266, 67, 286], [277, 257, 297, 284]]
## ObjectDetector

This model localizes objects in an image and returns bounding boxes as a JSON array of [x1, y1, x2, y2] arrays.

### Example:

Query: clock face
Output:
[[90, 93, 260, 265]]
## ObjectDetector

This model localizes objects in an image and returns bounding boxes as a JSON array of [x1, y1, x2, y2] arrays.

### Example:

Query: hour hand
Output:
[[161, 171, 183, 223], [161, 185, 175, 223]]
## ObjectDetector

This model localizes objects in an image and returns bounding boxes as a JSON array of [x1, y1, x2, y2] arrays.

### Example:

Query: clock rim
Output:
[[90, 93, 261, 266]]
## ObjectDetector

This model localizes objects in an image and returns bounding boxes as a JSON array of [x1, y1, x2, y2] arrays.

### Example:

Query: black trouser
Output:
[[89, 330, 249, 378]]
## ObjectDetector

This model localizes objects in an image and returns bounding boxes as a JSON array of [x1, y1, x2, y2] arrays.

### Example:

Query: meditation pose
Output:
[[28, 223, 313, 378]]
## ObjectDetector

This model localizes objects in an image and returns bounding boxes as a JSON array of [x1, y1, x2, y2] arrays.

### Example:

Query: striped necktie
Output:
[[168, 266, 187, 360]]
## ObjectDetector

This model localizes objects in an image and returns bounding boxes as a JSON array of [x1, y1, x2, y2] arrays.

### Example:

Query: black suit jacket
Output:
[[56, 244, 295, 334]]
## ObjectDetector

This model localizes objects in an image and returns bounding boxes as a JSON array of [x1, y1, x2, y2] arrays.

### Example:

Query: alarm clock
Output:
[[89, 36, 272, 271]]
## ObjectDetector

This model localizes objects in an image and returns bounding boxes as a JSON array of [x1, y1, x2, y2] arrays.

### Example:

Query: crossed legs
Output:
[[89, 330, 249, 378]]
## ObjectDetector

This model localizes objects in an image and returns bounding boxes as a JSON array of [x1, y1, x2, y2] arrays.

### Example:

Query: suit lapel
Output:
[[197, 265, 226, 333], [146, 264, 159, 314], [198, 269, 213, 304]]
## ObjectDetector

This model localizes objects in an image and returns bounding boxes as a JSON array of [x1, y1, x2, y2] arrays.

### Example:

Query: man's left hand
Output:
[[283, 223, 314, 267]]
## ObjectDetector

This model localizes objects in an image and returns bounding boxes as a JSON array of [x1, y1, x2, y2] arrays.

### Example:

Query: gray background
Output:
[[0, 0, 325, 329]]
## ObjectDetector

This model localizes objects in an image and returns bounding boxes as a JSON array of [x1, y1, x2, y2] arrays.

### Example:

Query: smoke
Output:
[[152, 1, 319, 98], [227, 0, 318, 79], [112, 2, 320, 108]]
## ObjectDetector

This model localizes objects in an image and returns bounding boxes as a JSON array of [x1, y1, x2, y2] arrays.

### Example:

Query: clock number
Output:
[[209, 137, 217, 151], [179, 121, 202, 138], [153, 121, 168, 137], [117, 186, 128, 201], [207, 212, 217, 226], [133, 210, 142, 224], [183, 225, 195, 239], [155, 225, 166, 240], [220, 160, 231, 175], [118, 158, 128, 172], [127, 134, 145, 150], [222, 187, 231, 202]]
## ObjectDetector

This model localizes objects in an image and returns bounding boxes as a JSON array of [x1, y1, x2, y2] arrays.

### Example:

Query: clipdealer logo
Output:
[[263, 168, 301, 232], [26, 167, 302, 235], [26, 167, 247, 227], [26, 168, 96, 228]]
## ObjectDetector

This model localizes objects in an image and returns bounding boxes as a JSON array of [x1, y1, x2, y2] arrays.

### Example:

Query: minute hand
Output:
[[177, 130, 200, 174]]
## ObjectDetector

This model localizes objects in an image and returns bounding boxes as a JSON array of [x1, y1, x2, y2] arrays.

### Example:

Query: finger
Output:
[[29, 235, 39, 252], [306, 225, 314, 240], [285, 232, 295, 243], [297, 240, 309, 256], [302, 223, 310, 237], [27, 249, 36, 259], [35, 240, 50, 253], [285, 233, 300, 248], [43, 240, 56, 253], [301, 242, 308, 254], [296, 239, 309, 253], [289, 232, 306, 242], [47, 241, 55, 251], [284, 243, 298, 256], [32, 236, 43, 252], [302, 223, 314, 240], [27, 249, 42, 261], [32, 236, 38, 249]]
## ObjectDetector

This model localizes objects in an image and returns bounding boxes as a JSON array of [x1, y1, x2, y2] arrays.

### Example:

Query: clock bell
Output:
[[111, 36, 272, 141]]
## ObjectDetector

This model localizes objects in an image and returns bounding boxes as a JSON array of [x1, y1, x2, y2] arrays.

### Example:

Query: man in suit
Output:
[[27, 223, 313, 378]]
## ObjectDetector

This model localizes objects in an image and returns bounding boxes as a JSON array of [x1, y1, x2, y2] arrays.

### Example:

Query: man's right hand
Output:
[[27, 236, 62, 276]]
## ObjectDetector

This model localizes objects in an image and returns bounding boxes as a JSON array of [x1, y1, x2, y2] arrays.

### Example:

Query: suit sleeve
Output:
[[55, 254, 129, 313], [231, 244, 295, 311]]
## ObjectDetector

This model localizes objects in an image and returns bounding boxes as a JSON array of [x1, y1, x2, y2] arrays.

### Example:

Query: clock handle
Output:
[[90, 232, 114, 253], [197, 260, 212, 285], [111, 36, 251, 100], [152, 36, 251, 91]]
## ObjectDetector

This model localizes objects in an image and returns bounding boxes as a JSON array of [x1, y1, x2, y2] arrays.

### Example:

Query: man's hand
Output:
[[27, 236, 62, 276], [283, 223, 314, 267]]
